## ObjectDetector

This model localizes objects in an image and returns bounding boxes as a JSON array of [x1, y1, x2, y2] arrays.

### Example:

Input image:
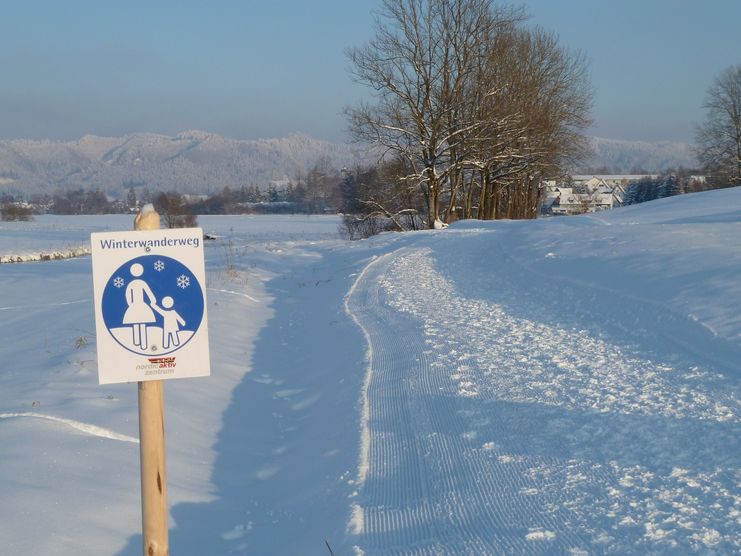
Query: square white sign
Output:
[[91, 228, 210, 384]]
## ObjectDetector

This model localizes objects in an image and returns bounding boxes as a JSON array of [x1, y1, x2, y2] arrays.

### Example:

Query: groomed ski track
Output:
[[346, 229, 740, 555]]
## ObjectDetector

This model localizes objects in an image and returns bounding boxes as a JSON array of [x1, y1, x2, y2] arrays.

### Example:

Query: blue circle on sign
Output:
[[102, 255, 204, 356]]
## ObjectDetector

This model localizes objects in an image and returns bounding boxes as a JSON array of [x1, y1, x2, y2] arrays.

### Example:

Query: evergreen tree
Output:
[[623, 183, 637, 205], [267, 184, 279, 202], [127, 186, 137, 210]]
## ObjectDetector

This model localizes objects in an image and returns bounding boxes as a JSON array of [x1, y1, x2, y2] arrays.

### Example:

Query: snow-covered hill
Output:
[[579, 136, 698, 173], [0, 131, 698, 199], [0, 131, 369, 198]]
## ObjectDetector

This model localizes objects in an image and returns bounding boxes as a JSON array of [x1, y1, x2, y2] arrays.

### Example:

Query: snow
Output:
[[139, 203, 156, 215], [1, 192, 740, 554]]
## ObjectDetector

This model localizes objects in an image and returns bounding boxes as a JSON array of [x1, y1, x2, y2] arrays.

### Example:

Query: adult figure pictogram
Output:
[[123, 262, 157, 349]]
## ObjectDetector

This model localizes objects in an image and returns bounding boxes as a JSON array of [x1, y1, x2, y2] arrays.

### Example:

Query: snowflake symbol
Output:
[[154, 260, 165, 272], [113, 276, 125, 288], [177, 275, 190, 289]]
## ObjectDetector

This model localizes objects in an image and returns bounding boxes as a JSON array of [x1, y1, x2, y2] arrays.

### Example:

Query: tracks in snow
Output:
[[346, 240, 741, 555], [347, 248, 563, 554]]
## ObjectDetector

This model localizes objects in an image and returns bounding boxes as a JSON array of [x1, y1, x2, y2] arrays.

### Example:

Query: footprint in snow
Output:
[[221, 522, 252, 541]]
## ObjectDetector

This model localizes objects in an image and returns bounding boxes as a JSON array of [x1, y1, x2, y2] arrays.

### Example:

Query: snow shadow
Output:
[[116, 247, 368, 555]]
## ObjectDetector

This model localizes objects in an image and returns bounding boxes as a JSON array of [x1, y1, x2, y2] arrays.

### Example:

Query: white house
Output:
[[541, 174, 654, 216], [542, 187, 613, 216]]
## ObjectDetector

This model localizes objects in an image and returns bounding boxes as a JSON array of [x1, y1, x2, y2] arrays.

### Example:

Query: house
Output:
[[541, 187, 601, 215], [540, 174, 654, 216]]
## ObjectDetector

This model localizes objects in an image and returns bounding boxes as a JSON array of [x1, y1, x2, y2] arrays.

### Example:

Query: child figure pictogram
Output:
[[150, 296, 186, 349]]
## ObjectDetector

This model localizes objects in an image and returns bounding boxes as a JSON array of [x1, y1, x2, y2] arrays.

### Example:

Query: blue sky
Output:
[[1, 0, 739, 144]]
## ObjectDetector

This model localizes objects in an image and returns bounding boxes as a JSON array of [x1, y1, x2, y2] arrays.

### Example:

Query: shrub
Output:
[[1, 202, 34, 221], [339, 214, 395, 240]]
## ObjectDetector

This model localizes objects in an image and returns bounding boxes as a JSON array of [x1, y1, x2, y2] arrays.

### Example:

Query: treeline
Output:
[[622, 172, 712, 206], [0, 199, 34, 221], [2, 189, 117, 218], [1, 190, 116, 221], [0, 158, 352, 221]]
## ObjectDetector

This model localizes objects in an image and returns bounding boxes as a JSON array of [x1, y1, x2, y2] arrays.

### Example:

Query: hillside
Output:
[[0, 132, 698, 200], [0, 131, 369, 198], [579, 136, 698, 173]]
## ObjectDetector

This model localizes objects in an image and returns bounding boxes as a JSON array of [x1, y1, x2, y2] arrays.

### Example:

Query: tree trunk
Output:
[[444, 168, 460, 223], [463, 172, 476, 220], [493, 181, 501, 220], [426, 180, 440, 228], [479, 170, 489, 220]]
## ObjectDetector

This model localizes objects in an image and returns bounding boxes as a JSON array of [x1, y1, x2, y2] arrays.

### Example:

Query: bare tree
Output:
[[346, 0, 525, 228], [350, 156, 426, 230], [153, 191, 198, 228], [695, 64, 741, 187], [444, 24, 592, 221], [346, 0, 591, 226]]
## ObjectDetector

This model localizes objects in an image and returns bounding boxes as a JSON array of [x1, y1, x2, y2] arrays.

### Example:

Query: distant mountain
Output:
[[577, 137, 698, 174], [0, 131, 370, 198], [0, 131, 700, 199]]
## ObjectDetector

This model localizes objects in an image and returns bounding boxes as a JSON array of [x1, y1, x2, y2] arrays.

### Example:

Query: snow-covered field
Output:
[[1, 191, 739, 555]]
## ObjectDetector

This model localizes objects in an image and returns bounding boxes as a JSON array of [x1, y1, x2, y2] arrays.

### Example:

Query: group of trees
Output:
[[1, 189, 122, 219], [0, 199, 33, 221], [345, 0, 592, 229], [49, 189, 112, 215], [621, 172, 708, 206], [187, 159, 346, 215]]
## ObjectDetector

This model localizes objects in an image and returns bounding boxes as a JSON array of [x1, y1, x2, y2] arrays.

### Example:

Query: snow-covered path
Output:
[[347, 226, 740, 554]]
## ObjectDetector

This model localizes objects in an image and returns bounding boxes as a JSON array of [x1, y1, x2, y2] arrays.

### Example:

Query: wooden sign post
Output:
[[139, 379, 168, 556], [91, 203, 211, 556], [134, 206, 169, 556]]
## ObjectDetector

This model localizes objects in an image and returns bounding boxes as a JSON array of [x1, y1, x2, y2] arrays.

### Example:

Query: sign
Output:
[[91, 228, 210, 384]]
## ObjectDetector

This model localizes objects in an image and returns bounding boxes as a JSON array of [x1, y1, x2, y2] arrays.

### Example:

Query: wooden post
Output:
[[134, 205, 169, 556]]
